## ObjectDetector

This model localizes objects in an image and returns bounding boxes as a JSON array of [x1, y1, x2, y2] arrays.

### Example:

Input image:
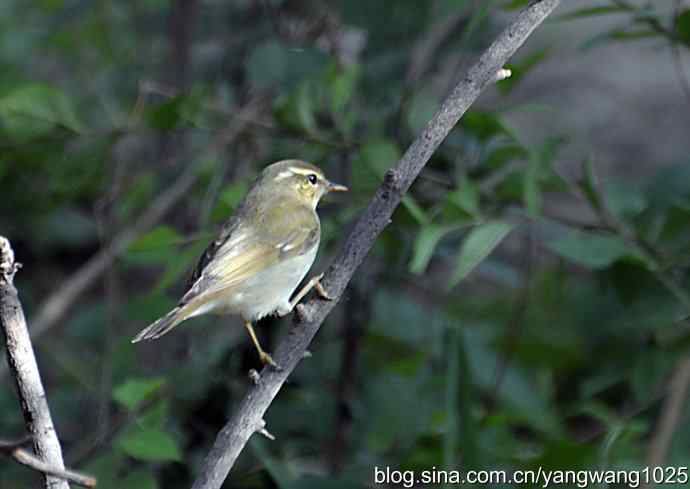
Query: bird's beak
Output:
[[327, 181, 348, 192]]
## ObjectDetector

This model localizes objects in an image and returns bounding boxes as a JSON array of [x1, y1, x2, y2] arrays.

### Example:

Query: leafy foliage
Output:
[[2, 1, 690, 488]]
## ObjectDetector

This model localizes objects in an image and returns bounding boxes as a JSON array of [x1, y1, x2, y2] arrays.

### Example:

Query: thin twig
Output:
[[0, 237, 71, 489], [1, 438, 96, 488], [189, 2, 560, 488]]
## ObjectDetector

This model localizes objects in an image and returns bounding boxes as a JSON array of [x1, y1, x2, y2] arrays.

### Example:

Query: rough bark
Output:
[[0, 237, 70, 489]]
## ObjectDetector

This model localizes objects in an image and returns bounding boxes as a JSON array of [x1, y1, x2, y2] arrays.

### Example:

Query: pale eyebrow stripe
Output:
[[288, 166, 323, 178], [274, 170, 294, 181]]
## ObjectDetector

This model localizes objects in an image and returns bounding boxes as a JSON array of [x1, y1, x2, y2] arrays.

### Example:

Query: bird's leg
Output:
[[243, 320, 280, 370], [286, 273, 332, 313]]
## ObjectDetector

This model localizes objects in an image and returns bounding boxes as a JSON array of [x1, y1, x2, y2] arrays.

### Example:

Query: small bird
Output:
[[132, 160, 347, 368]]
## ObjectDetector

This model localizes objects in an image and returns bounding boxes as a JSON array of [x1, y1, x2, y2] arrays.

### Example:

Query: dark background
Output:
[[2, 1, 690, 487]]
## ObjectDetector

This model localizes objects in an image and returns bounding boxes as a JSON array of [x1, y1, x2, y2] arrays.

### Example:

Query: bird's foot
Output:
[[259, 351, 282, 371], [313, 273, 333, 301]]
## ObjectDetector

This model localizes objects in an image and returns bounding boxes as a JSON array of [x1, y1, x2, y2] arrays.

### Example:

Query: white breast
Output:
[[220, 245, 318, 321]]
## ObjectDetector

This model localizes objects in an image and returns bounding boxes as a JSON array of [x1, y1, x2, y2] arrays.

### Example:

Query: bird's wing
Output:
[[187, 212, 242, 287], [180, 201, 319, 307]]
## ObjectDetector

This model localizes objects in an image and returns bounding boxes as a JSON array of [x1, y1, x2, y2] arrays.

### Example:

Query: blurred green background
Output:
[[3, 0, 690, 487]]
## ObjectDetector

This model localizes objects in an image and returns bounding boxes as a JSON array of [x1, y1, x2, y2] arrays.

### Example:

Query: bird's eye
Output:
[[307, 174, 318, 185]]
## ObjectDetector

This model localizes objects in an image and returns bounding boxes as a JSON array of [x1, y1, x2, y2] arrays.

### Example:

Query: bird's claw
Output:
[[313, 274, 333, 301], [260, 351, 282, 371]]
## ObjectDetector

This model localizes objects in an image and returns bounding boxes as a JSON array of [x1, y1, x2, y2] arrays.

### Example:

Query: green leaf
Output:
[[524, 137, 566, 216], [138, 401, 170, 430], [128, 226, 182, 252], [324, 63, 360, 116], [274, 81, 318, 134], [115, 172, 156, 220], [126, 293, 176, 324], [118, 428, 182, 462], [630, 349, 677, 403], [445, 176, 480, 217], [401, 195, 428, 225], [144, 96, 185, 130], [605, 181, 647, 219], [410, 224, 462, 274], [352, 139, 401, 195], [449, 221, 515, 288], [0, 84, 82, 140], [524, 156, 541, 216], [484, 144, 528, 170], [461, 111, 509, 142], [154, 240, 208, 293], [462, 327, 562, 434], [212, 180, 249, 222], [502, 0, 529, 10], [581, 29, 660, 51], [574, 401, 621, 428], [676, 9, 690, 45], [578, 158, 604, 213], [360, 140, 400, 177], [546, 231, 638, 269], [113, 377, 165, 410]]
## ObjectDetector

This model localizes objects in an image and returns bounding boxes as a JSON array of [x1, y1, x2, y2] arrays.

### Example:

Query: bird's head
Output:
[[262, 159, 348, 208]]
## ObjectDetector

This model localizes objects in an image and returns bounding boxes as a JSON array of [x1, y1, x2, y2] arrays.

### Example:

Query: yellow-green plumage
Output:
[[131, 160, 346, 360]]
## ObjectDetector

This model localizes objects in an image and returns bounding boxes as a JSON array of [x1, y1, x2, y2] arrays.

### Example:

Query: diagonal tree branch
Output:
[[190, 1, 561, 488], [0, 237, 71, 489]]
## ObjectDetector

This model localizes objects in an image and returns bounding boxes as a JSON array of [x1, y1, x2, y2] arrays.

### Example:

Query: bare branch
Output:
[[190, 2, 561, 488], [0, 437, 96, 488], [0, 237, 70, 489]]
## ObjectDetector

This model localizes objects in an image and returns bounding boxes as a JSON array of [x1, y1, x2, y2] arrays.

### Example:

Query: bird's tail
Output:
[[131, 306, 189, 343]]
